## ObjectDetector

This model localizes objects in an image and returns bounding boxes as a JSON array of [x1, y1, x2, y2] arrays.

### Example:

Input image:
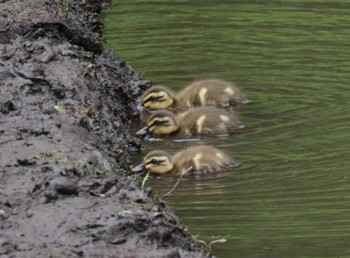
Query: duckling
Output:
[[131, 145, 237, 175], [136, 106, 243, 137], [142, 78, 249, 111]]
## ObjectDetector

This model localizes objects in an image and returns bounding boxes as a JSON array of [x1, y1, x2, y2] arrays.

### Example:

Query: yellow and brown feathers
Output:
[[134, 78, 247, 176], [141, 79, 249, 111], [136, 106, 244, 137], [131, 145, 236, 175], [142, 86, 175, 110]]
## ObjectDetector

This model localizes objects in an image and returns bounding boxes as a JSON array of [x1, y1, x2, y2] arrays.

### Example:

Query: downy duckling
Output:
[[136, 106, 244, 137], [142, 78, 249, 111], [131, 145, 237, 175]]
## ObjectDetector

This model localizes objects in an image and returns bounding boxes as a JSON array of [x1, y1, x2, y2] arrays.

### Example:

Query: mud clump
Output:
[[0, 0, 211, 257]]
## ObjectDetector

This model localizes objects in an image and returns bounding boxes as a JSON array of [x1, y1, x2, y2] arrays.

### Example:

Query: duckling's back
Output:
[[177, 106, 243, 136], [172, 145, 236, 174], [176, 79, 248, 108]]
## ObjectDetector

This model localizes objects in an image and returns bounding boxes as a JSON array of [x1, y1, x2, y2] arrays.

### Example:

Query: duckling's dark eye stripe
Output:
[[149, 119, 168, 128], [145, 158, 166, 165], [144, 96, 164, 103]]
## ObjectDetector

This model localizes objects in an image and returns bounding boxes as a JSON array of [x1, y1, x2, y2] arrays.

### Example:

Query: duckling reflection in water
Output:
[[136, 106, 244, 138], [142, 78, 249, 111], [131, 145, 237, 175]]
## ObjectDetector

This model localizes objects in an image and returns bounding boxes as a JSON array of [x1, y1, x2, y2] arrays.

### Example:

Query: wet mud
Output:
[[0, 1, 211, 257]]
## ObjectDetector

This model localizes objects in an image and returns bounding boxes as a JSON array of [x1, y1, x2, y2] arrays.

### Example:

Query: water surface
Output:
[[104, 1, 350, 257]]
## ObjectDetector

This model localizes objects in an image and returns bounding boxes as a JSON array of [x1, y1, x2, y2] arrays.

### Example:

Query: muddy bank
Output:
[[0, 1, 211, 257]]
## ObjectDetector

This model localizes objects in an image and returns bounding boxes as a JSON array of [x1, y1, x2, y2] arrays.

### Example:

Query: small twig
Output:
[[208, 239, 227, 249], [197, 238, 227, 251], [162, 166, 192, 199], [140, 172, 150, 198]]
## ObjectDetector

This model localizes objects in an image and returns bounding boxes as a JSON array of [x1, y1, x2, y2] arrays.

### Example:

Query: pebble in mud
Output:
[[46, 178, 79, 195]]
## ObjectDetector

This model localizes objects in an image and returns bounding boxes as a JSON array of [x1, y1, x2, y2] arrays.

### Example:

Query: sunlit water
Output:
[[103, 1, 350, 257]]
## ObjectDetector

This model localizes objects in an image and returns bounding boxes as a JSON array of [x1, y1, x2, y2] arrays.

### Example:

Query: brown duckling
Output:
[[136, 106, 244, 137], [142, 78, 249, 111], [131, 145, 237, 175]]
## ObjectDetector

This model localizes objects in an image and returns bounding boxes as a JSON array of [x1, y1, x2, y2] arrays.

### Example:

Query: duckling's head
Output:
[[132, 150, 174, 175], [142, 86, 175, 110], [136, 110, 179, 136]]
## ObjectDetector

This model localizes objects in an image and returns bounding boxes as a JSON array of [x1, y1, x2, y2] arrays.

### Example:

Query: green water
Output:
[[103, 1, 350, 257]]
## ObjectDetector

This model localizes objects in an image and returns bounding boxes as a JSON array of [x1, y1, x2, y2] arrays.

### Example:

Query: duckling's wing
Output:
[[179, 79, 248, 107]]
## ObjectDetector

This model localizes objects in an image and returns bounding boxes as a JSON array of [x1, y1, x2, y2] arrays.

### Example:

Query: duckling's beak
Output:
[[131, 163, 145, 173], [136, 99, 145, 112], [136, 126, 149, 136]]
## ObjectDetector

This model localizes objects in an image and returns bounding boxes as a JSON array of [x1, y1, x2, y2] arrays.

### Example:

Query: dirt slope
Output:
[[0, 0, 211, 257]]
